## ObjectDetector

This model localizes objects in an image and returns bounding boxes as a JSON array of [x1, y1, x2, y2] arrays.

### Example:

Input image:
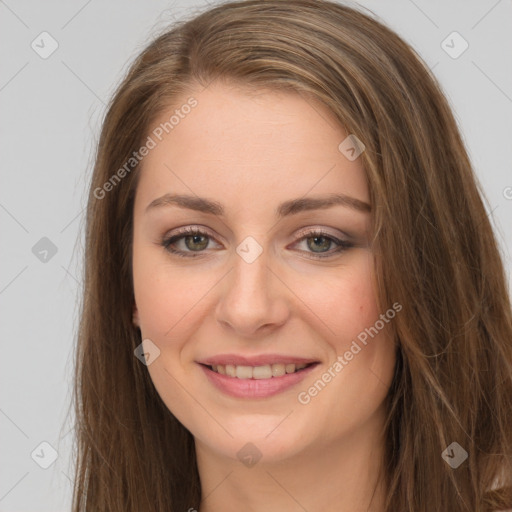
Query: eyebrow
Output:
[[145, 192, 371, 217]]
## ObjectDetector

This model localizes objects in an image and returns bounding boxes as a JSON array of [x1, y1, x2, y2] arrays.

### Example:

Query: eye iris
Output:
[[307, 235, 331, 252], [185, 234, 208, 251]]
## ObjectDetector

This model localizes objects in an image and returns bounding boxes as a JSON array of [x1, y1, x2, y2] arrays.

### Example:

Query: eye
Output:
[[160, 226, 353, 259], [161, 226, 220, 258], [291, 229, 353, 259]]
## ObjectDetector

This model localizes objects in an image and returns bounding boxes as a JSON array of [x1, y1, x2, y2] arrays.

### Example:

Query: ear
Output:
[[132, 303, 140, 327]]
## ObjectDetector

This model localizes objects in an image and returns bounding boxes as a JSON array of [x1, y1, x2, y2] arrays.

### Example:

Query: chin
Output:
[[193, 412, 317, 465]]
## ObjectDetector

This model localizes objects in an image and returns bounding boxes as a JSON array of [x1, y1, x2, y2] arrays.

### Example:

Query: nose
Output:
[[215, 249, 290, 337]]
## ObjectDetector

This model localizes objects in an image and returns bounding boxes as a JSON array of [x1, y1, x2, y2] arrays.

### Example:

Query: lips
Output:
[[197, 354, 320, 398]]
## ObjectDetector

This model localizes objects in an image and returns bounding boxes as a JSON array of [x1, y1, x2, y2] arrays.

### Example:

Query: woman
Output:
[[72, 0, 512, 510]]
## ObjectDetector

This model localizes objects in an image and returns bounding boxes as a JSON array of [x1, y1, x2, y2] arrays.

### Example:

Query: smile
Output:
[[199, 360, 319, 399]]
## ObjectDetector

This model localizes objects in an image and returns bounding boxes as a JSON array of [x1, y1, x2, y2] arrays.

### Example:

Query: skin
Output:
[[131, 81, 397, 512]]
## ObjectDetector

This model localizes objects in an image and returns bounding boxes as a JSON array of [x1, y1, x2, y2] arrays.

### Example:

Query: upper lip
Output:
[[199, 354, 320, 367]]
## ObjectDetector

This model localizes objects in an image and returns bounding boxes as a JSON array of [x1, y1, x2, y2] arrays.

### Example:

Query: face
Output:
[[131, 81, 396, 465]]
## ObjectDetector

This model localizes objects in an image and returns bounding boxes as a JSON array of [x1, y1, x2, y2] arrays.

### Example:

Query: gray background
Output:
[[1, 0, 510, 510]]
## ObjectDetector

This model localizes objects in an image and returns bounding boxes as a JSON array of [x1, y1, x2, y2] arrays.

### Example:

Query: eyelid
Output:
[[164, 225, 222, 243], [293, 225, 352, 242]]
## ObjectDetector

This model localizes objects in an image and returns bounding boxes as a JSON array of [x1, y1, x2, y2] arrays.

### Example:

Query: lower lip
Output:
[[199, 363, 319, 399]]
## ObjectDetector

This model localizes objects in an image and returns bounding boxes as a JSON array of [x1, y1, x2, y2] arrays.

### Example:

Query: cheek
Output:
[[334, 281, 378, 338], [298, 273, 395, 433], [300, 254, 380, 345], [132, 243, 210, 339], [132, 252, 208, 419]]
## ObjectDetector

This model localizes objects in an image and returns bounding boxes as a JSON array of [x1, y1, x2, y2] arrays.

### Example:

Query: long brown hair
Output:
[[72, 1, 512, 510]]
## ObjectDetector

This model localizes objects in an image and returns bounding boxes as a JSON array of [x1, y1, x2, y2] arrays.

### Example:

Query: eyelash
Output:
[[160, 226, 353, 260]]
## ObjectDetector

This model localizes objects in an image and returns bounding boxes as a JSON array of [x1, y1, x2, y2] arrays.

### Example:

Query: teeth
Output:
[[210, 362, 311, 379], [253, 365, 272, 379], [235, 365, 253, 379], [285, 363, 296, 374], [272, 363, 286, 377]]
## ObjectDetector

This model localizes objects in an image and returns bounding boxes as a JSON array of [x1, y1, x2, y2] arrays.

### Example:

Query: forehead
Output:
[[134, 82, 369, 214]]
